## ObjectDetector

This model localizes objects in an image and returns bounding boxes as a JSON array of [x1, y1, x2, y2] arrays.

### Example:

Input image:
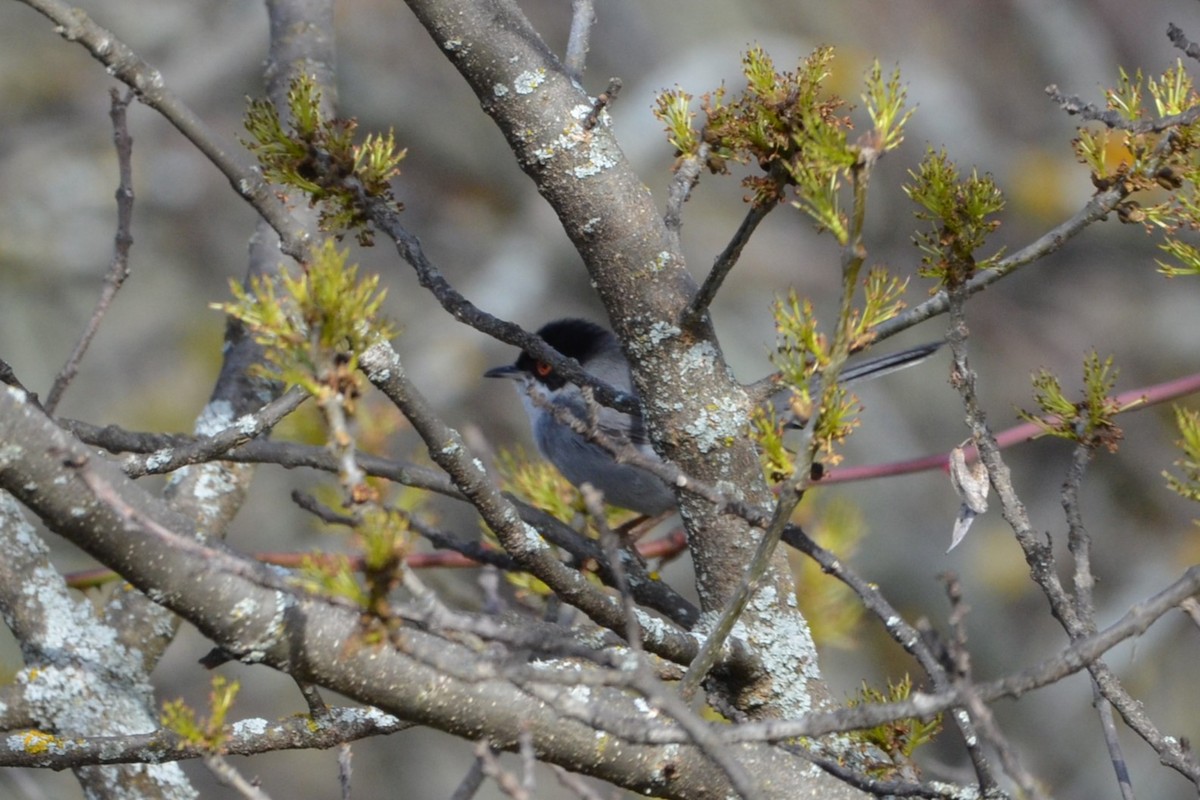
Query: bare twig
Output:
[[784, 526, 996, 789], [359, 194, 637, 415], [663, 142, 709, 250], [550, 765, 611, 800], [582, 484, 642, 651], [582, 77, 621, 131], [337, 743, 353, 800], [519, 728, 537, 795], [958, 687, 1048, 800], [564, 0, 596, 82], [291, 490, 356, 525], [120, 386, 309, 478], [800, 752, 968, 799], [1168, 22, 1200, 63], [450, 754, 488, 800], [1063, 440, 1136, 800], [204, 754, 275, 800], [477, 740, 530, 800], [44, 89, 136, 415], [16, 0, 312, 260], [1095, 697, 1136, 800], [681, 200, 775, 330], [66, 416, 462, 493], [294, 680, 329, 719], [626, 667, 764, 800], [941, 574, 1020, 796]]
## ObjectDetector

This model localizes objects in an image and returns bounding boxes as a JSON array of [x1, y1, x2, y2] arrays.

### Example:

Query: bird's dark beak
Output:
[[483, 364, 521, 379]]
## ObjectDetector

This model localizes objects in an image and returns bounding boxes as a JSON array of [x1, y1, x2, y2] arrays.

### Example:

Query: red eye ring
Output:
[[535, 361, 553, 378]]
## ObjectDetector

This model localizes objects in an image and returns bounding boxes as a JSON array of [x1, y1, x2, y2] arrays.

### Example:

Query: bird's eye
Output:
[[535, 361, 553, 378]]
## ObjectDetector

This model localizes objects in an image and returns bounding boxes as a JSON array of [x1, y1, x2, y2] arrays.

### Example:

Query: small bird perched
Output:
[[485, 318, 940, 516]]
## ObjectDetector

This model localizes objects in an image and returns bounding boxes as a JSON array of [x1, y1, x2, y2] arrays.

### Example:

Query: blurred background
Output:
[[2, 0, 1199, 797]]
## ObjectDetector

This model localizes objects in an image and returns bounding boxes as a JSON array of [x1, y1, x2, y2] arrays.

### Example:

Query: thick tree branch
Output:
[[0, 384, 844, 800], [359, 341, 700, 663], [395, 10, 844, 767]]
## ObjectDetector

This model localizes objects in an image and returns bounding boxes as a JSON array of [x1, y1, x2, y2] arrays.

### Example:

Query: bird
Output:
[[485, 318, 940, 516]]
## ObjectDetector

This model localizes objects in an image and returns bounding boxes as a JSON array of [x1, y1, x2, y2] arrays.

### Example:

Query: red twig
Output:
[[824, 371, 1200, 484]]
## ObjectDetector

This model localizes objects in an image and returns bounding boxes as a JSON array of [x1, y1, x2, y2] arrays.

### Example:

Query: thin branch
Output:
[[1168, 22, 1200, 63], [16, 0, 312, 261], [582, 484, 642, 652], [958, 687, 1047, 800], [1088, 640, 1200, 783], [204, 754, 275, 800], [946, 269, 1200, 786], [1063, 438, 1097, 616], [477, 740, 531, 800], [120, 386, 309, 478], [0, 707, 411, 769], [44, 89, 136, 415], [1095, 697, 1136, 800], [1063, 440, 1136, 800], [869, 184, 1124, 346], [550, 766, 610, 800], [940, 574, 1029, 797], [781, 525, 997, 789], [291, 489, 356, 525], [364, 197, 637, 414], [626, 667, 764, 800], [801, 752, 969, 799], [64, 417, 462, 494], [360, 340, 701, 665], [65, 416, 701, 625], [450, 754, 488, 800], [582, 77, 621, 132], [519, 728, 537, 795], [294, 680, 330, 720], [663, 143, 709, 248], [289, 489, 523, 571], [337, 742, 353, 800], [681, 200, 775, 330], [1045, 82, 1200, 134], [564, 0, 595, 82]]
